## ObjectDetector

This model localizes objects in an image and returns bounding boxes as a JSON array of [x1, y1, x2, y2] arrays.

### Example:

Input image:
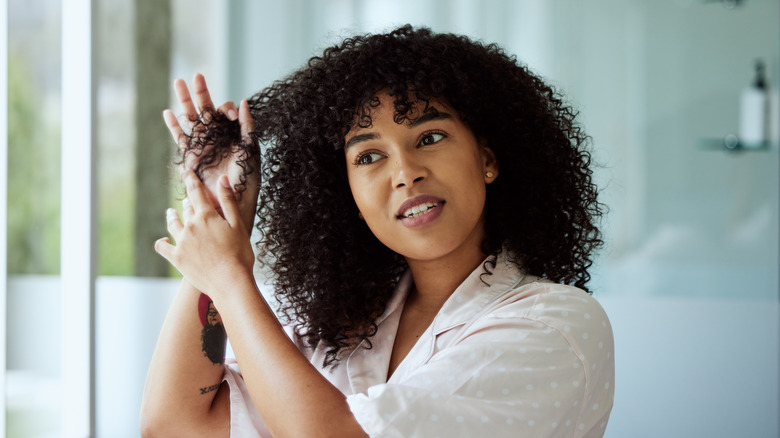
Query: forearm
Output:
[[140, 279, 229, 436], [216, 274, 368, 438]]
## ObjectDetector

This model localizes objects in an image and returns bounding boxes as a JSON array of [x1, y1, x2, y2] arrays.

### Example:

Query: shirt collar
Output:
[[429, 250, 526, 335], [379, 250, 527, 336], [344, 250, 526, 391]]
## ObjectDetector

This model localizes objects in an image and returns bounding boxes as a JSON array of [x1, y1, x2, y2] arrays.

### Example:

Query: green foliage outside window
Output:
[[7, 51, 138, 276], [7, 52, 61, 275]]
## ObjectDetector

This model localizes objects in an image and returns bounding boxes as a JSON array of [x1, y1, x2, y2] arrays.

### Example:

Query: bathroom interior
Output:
[[3, 0, 778, 436]]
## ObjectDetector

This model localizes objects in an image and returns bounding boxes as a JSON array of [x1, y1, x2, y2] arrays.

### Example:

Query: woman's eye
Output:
[[420, 132, 446, 146], [355, 151, 383, 165]]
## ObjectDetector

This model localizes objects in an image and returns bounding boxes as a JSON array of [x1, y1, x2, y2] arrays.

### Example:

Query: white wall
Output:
[[601, 295, 779, 437], [94, 277, 178, 437]]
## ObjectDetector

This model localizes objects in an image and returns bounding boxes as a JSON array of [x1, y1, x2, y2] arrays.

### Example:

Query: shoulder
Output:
[[485, 281, 610, 327], [479, 281, 614, 351], [431, 280, 615, 427], [471, 281, 615, 389]]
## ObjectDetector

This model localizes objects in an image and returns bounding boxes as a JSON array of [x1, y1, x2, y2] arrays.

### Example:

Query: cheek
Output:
[[452, 158, 489, 213], [445, 152, 487, 188], [461, 180, 487, 216], [347, 173, 377, 215], [347, 175, 397, 244], [346, 170, 360, 200]]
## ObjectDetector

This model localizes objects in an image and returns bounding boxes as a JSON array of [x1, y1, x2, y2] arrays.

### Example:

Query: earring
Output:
[[485, 171, 494, 178], [358, 211, 364, 220]]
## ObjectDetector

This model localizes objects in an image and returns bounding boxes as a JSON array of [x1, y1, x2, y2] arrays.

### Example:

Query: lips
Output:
[[396, 195, 444, 219]]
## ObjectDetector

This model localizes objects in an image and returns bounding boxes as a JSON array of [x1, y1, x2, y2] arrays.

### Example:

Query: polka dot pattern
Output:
[[345, 278, 613, 437]]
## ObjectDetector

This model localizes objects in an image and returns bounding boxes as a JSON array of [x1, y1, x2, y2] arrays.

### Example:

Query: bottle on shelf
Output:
[[739, 59, 768, 148]]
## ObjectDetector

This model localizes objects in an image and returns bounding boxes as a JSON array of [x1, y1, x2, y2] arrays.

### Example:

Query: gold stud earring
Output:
[[485, 171, 494, 178]]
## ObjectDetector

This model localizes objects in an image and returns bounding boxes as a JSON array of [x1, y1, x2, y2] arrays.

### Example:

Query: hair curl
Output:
[[182, 25, 604, 367]]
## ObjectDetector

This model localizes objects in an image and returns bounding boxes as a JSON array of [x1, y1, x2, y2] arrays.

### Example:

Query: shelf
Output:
[[699, 136, 772, 152]]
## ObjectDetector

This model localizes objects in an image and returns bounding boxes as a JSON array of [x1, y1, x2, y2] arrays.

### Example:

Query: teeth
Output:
[[402, 202, 438, 218]]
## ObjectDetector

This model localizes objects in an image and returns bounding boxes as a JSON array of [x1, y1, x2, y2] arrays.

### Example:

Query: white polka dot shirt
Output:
[[223, 251, 615, 437]]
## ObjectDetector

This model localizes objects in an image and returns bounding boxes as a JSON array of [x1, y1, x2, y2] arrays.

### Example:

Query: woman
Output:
[[141, 25, 614, 437]]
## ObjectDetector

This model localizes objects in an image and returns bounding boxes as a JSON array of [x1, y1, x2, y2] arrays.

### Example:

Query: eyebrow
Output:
[[409, 110, 452, 127], [344, 111, 453, 150], [344, 133, 378, 149]]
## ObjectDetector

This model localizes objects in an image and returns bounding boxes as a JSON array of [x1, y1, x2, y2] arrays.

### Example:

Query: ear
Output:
[[481, 144, 499, 183]]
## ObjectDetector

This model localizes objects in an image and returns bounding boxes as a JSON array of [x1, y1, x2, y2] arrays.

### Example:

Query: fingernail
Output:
[[166, 208, 176, 217], [220, 175, 231, 188], [228, 109, 237, 120]]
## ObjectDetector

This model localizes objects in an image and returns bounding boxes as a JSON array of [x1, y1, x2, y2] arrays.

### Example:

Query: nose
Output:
[[391, 151, 427, 189]]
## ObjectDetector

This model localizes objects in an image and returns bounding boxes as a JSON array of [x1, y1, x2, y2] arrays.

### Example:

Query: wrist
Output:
[[208, 266, 259, 311]]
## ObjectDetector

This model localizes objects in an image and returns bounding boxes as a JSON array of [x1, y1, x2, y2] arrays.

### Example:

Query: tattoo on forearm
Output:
[[198, 293, 227, 365], [200, 383, 220, 395]]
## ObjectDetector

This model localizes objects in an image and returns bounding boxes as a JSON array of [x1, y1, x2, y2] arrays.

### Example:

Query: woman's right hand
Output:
[[162, 73, 259, 234]]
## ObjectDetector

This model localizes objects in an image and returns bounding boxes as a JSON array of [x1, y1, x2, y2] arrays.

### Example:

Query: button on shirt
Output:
[[223, 252, 615, 437]]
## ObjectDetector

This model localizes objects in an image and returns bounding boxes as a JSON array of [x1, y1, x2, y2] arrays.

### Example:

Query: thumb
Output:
[[154, 237, 176, 265]]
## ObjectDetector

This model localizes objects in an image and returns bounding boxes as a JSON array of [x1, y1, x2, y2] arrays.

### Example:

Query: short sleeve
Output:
[[346, 287, 614, 438], [221, 324, 311, 437], [223, 359, 272, 438]]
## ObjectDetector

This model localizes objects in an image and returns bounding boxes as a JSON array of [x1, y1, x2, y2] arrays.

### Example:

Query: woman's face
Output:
[[344, 92, 498, 264]]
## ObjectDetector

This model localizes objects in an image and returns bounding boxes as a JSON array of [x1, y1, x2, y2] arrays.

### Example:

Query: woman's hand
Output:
[[154, 168, 256, 302], [163, 73, 259, 232]]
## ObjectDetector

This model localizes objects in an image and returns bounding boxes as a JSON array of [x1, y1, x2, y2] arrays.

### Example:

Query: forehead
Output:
[[346, 91, 453, 134]]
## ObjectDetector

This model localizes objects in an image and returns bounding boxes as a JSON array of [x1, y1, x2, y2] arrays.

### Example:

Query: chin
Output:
[[396, 242, 462, 263]]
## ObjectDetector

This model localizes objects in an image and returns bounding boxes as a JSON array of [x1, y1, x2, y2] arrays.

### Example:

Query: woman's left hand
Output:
[[154, 167, 256, 301]]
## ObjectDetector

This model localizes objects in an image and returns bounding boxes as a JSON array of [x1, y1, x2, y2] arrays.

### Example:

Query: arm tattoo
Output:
[[198, 293, 227, 365], [199, 383, 221, 395]]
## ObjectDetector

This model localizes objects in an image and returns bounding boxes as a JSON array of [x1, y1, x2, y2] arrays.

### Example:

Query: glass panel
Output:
[[6, 0, 62, 436], [97, 0, 135, 276], [95, 0, 227, 277]]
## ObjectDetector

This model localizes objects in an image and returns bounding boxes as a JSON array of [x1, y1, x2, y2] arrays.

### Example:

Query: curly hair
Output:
[[182, 25, 604, 367]]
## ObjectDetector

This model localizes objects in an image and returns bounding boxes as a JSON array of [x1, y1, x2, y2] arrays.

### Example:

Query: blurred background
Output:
[[2, 0, 778, 436]]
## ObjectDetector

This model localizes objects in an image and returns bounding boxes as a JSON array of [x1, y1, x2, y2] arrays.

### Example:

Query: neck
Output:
[[404, 241, 488, 313]]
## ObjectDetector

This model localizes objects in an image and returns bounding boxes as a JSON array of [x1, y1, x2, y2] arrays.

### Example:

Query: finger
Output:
[[163, 109, 188, 151], [182, 198, 194, 223], [218, 101, 238, 121], [193, 73, 215, 112], [174, 78, 198, 128], [238, 99, 255, 137], [166, 207, 184, 237], [217, 174, 242, 228], [182, 168, 213, 213], [154, 237, 176, 263]]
